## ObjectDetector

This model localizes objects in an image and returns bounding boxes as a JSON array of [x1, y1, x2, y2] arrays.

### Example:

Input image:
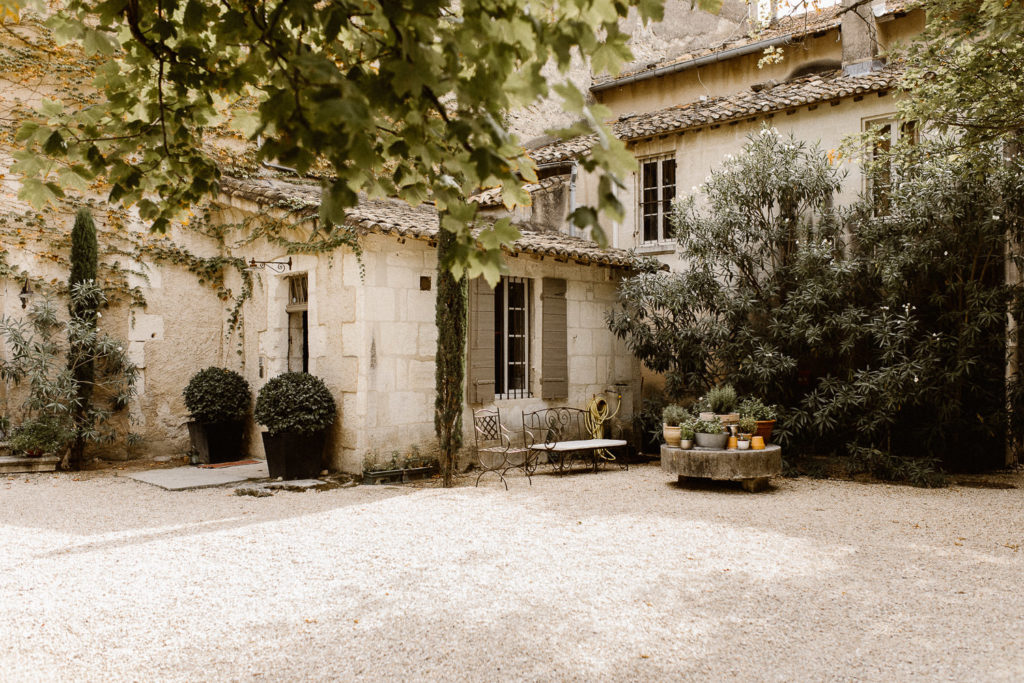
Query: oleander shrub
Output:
[[608, 128, 1024, 479]]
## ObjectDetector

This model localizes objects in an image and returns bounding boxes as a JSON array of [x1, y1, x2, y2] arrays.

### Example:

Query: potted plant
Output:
[[183, 367, 251, 464], [736, 416, 757, 450], [701, 384, 739, 425], [9, 415, 73, 458], [679, 421, 695, 450], [254, 372, 336, 480], [661, 405, 688, 447], [739, 397, 778, 443], [693, 416, 728, 449]]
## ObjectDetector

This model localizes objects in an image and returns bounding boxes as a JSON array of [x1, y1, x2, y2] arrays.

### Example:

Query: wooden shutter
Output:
[[541, 277, 568, 399], [467, 276, 496, 404]]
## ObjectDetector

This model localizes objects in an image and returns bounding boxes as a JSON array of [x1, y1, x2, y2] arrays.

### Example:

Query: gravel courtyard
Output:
[[3, 463, 1024, 681]]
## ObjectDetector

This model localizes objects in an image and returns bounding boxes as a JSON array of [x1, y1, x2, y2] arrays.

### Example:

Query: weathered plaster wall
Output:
[[0, 156, 230, 459], [215, 200, 641, 474]]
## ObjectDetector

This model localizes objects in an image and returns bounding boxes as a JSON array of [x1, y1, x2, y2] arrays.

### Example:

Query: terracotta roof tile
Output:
[[529, 64, 903, 164], [218, 176, 635, 268]]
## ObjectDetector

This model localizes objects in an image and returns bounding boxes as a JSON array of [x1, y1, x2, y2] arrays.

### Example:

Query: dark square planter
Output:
[[187, 421, 245, 464], [262, 431, 326, 480]]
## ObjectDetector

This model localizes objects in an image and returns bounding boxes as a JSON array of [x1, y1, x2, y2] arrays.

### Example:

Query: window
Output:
[[865, 117, 917, 213], [468, 275, 562, 405], [494, 276, 530, 398], [640, 156, 676, 243], [286, 274, 308, 373]]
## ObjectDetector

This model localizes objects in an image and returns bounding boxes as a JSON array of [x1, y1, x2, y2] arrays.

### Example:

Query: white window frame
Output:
[[638, 155, 677, 244], [494, 276, 531, 399], [863, 115, 918, 210]]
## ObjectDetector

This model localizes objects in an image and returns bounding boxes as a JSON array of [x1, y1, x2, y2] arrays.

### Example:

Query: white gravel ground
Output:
[[3, 463, 1024, 682]]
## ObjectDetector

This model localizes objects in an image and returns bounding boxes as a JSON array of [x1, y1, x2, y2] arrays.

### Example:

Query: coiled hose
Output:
[[585, 393, 621, 461]]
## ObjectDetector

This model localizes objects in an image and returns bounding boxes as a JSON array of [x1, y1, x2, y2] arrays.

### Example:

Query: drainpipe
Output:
[[568, 161, 578, 237]]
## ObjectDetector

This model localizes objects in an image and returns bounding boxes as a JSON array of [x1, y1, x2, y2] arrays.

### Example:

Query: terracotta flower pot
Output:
[[663, 424, 682, 447], [755, 420, 776, 443]]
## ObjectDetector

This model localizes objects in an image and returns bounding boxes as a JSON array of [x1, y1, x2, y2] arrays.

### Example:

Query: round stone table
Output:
[[661, 444, 782, 492]]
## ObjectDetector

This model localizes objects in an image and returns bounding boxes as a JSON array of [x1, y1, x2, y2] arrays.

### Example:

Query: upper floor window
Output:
[[865, 117, 918, 212], [640, 156, 676, 243]]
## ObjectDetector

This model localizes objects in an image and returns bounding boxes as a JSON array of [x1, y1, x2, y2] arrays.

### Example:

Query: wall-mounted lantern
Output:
[[244, 257, 292, 273]]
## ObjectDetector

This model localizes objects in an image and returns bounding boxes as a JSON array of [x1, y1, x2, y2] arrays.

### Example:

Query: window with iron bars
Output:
[[493, 276, 531, 398]]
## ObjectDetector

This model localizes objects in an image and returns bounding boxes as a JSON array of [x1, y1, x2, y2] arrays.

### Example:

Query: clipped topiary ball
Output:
[[183, 367, 252, 424], [254, 372, 336, 436]]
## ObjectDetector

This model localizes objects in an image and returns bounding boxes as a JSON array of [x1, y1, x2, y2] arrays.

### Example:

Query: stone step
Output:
[[0, 455, 60, 474]]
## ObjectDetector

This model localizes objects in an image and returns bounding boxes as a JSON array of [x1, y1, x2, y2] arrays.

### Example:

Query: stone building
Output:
[[526, 0, 921, 268], [0, 0, 932, 471]]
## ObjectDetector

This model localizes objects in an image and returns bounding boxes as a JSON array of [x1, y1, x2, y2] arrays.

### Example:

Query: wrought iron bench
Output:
[[521, 407, 629, 474]]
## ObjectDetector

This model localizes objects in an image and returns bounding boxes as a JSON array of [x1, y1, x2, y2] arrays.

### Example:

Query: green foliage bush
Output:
[[705, 384, 737, 414], [692, 418, 725, 435], [9, 416, 74, 456], [183, 367, 251, 424], [608, 128, 1024, 478], [661, 404, 689, 426], [737, 416, 758, 435], [0, 285, 138, 466], [254, 372, 336, 436], [679, 422, 696, 440], [738, 397, 777, 421]]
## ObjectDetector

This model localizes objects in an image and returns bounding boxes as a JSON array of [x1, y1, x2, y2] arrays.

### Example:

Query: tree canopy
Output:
[[901, 0, 1024, 144], [2, 0, 722, 283]]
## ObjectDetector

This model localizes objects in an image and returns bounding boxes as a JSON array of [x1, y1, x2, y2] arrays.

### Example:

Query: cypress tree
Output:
[[67, 208, 99, 469], [434, 228, 468, 487]]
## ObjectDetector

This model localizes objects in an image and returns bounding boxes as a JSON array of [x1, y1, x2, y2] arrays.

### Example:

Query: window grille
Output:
[[494, 276, 531, 399]]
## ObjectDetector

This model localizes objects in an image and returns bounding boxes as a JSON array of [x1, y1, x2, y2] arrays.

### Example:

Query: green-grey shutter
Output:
[[467, 276, 496, 404], [541, 277, 568, 399]]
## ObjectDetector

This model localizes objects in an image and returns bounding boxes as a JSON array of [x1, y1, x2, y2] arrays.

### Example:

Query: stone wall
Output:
[[213, 200, 642, 474]]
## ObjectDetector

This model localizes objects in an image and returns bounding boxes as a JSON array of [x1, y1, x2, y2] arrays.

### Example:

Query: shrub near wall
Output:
[[608, 129, 1024, 481]]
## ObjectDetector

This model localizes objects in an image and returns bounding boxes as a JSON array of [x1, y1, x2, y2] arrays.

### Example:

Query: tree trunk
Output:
[[434, 229, 468, 487]]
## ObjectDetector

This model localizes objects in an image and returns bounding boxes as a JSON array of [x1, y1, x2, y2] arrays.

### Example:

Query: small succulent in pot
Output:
[[183, 367, 251, 424], [738, 397, 778, 421], [737, 416, 758, 438], [255, 372, 336, 436], [693, 418, 726, 435], [679, 422, 696, 441]]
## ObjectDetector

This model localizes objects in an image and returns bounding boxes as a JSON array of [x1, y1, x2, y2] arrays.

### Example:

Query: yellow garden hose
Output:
[[585, 392, 621, 460]]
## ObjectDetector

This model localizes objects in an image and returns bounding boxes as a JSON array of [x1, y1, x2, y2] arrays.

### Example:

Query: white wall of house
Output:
[[215, 202, 642, 474]]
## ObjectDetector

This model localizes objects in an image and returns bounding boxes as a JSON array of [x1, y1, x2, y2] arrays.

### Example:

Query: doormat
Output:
[[197, 460, 259, 469]]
